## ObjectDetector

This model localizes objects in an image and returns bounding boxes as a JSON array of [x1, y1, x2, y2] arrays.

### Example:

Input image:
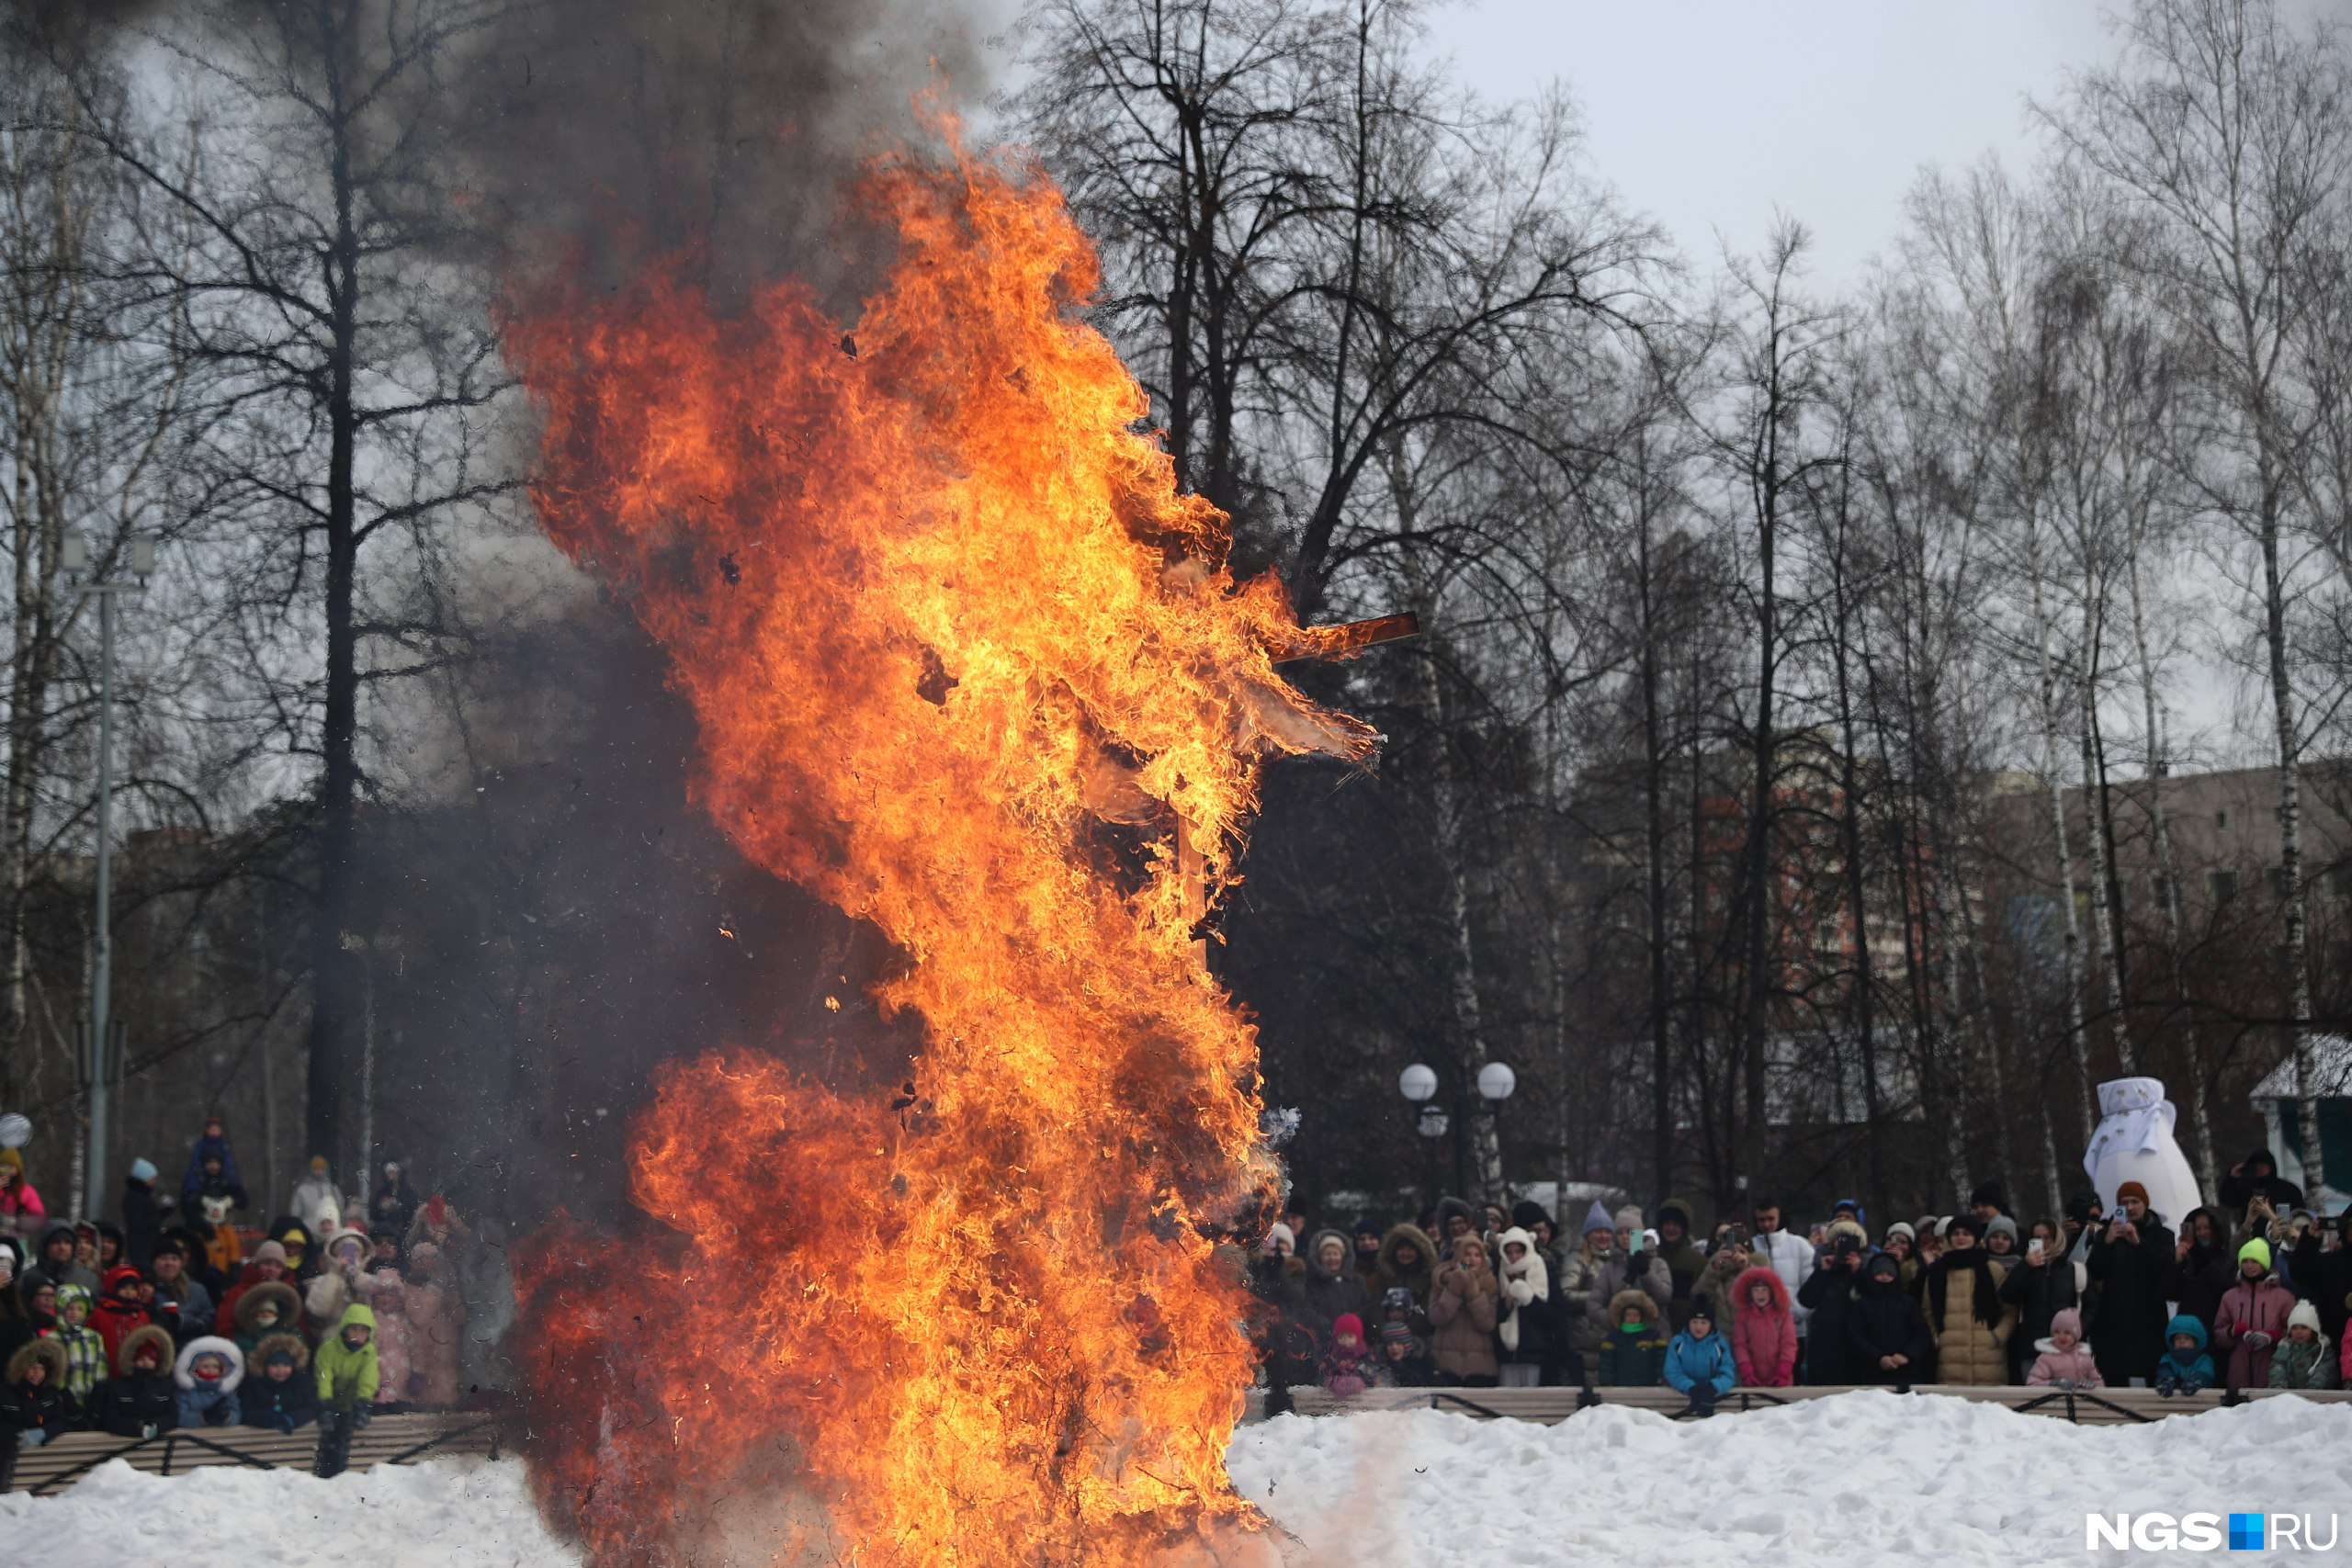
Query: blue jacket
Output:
[[175, 1382, 240, 1428], [1663, 1327, 1737, 1395]]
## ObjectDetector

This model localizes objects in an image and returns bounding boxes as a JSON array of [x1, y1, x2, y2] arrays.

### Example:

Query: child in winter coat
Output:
[[1597, 1291, 1668, 1386], [1662, 1303, 1737, 1411], [1317, 1313, 1382, 1401], [2267, 1300, 2335, 1391], [314, 1303, 381, 1414], [240, 1333, 323, 1430], [172, 1336, 245, 1427], [90, 1264, 152, 1371], [2154, 1314, 2216, 1395], [232, 1280, 303, 1361], [1, 1337, 75, 1446], [2212, 1238, 2296, 1390], [93, 1324, 179, 1438], [1730, 1265, 1796, 1387], [1376, 1322, 1434, 1387], [51, 1283, 107, 1402], [365, 1275, 415, 1405], [2025, 1308, 2102, 1389]]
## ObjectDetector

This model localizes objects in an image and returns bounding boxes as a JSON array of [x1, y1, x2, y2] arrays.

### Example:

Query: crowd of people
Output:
[[0, 1114, 516, 1472], [1251, 1149, 2352, 1414]]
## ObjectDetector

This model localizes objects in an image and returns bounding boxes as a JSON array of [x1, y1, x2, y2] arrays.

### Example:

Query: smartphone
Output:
[[2028, 1237, 2045, 1262]]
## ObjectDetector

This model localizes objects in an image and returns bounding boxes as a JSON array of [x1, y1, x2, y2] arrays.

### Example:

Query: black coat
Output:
[[0, 1378, 77, 1440], [2217, 1152, 2303, 1215], [1849, 1270, 1935, 1383], [2289, 1230, 2352, 1345], [238, 1370, 322, 1432], [93, 1371, 179, 1438], [1797, 1253, 1866, 1383], [2087, 1218, 2174, 1382], [2161, 1216, 2239, 1336], [1999, 1254, 2081, 1351], [120, 1180, 172, 1270]]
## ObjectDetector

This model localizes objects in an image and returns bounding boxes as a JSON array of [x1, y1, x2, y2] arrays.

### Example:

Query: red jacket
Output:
[[2213, 1277, 2295, 1390], [91, 1265, 152, 1371], [1730, 1265, 1796, 1387]]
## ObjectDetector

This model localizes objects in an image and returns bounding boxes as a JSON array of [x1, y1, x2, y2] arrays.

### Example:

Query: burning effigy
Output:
[[502, 135, 1375, 1568]]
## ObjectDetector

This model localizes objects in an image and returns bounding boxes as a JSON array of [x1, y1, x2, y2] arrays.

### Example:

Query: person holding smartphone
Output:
[[2086, 1181, 2173, 1386], [1998, 1222, 2080, 1384]]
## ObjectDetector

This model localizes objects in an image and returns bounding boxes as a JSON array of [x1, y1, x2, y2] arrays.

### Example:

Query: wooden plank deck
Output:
[[2, 1411, 509, 1495], [1278, 1384, 2352, 1426]]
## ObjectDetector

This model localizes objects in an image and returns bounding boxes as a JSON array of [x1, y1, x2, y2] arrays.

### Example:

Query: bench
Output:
[[1, 1411, 509, 1496], [1276, 1383, 2352, 1426]]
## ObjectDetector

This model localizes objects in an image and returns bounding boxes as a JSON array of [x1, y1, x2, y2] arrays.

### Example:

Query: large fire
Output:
[[503, 133, 1376, 1568]]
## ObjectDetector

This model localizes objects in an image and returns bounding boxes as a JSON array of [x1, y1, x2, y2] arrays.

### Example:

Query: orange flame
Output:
[[503, 132, 1374, 1568]]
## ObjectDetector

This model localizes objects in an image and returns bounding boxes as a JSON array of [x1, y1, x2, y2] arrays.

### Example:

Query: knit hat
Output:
[[1611, 1204, 1644, 1235], [1330, 1313, 1365, 1348], [1944, 1213, 1984, 1240], [253, 1239, 288, 1266], [1686, 1301, 1713, 1325], [128, 1156, 157, 1183], [2238, 1236, 2272, 1272], [1265, 1224, 1295, 1253], [2287, 1299, 2322, 1337], [2116, 1180, 2150, 1206], [1984, 1215, 2019, 1244], [1511, 1200, 1554, 1233], [1884, 1222, 1917, 1242], [2051, 1308, 2082, 1338], [0, 1146, 20, 1172], [1582, 1201, 1615, 1237], [1380, 1320, 1414, 1342]]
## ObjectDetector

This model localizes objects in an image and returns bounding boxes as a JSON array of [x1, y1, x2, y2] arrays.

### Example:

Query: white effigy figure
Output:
[[2084, 1077, 2202, 1225]]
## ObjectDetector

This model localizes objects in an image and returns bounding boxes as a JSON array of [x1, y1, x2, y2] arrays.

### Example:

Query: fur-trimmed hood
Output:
[[234, 1280, 301, 1336], [1605, 1289, 1662, 1329], [7, 1335, 66, 1386], [250, 1330, 311, 1372], [116, 1322, 176, 1376], [1377, 1223, 1439, 1280], [173, 1335, 245, 1393], [1732, 1264, 1790, 1315]]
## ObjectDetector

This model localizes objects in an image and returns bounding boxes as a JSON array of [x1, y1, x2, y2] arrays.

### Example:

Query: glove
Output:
[[2243, 1331, 2272, 1350], [355, 1404, 373, 1427]]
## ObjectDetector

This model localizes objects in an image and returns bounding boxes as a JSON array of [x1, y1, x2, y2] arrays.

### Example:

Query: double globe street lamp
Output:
[[1400, 1059, 1516, 1208]]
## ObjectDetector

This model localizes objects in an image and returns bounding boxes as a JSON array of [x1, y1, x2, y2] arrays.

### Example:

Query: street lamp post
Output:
[[65, 534, 153, 1219], [1476, 1061, 1516, 1201], [1399, 1064, 1448, 1214]]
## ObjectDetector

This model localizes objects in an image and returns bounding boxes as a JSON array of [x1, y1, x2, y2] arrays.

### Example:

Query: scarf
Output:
[[1928, 1250, 2004, 1330]]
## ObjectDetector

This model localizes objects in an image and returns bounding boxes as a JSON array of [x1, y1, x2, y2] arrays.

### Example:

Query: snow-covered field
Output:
[[5, 1393, 2349, 1567]]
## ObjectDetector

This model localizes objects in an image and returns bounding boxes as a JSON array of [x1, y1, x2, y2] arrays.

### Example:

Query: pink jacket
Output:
[[1729, 1266, 1796, 1387], [2212, 1278, 2295, 1390], [2027, 1341, 2103, 1387]]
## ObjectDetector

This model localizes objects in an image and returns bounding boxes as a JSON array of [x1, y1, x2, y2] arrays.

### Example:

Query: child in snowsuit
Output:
[[90, 1264, 152, 1371], [312, 1303, 380, 1478], [93, 1324, 179, 1438], [1663, 1302, 1737, 1413], [241, 1334, 323, 1430], [172, 1337, 245, 1427], [51, 1283, 107, 1403], [1730, 1265, 1796, 1388], [1317, 1312, 1381, 1400], [1, 1338, 75, 1447], [2154, 1314, 2215, 1395], [2025, 1307, 2102, 1389], [2267, 1300, 2336, 1390], [1596, 1291, 1668, 1386]]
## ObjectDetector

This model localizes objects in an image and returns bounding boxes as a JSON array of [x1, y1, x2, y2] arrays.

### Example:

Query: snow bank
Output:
[[1227, 1392, 2352, 1565], [6, 1393, 2350, 1567]]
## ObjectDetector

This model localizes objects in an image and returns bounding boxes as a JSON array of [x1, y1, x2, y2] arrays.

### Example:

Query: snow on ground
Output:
[[6, 1393, 2350, 1567]]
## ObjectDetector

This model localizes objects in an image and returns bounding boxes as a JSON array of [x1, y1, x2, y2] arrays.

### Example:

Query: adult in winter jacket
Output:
[[1688, 1235, 1754, 1327], [2211, 1238, 2296, 1391], [1923, 1215, 2014, 1385], [369, 1161, 422, 1240], [1428, 1234, 1500, 1384], [2218, 1148, 2303, 1215], [172, 1337, 244, 1428], [145, 1241, 213, 1345], [1998, 1236, 2082, 1384], [1295, 1230, 1372, 1354], [1374, 1224, 1438, 1335], [2267, 1300, 2335, 1391], [239, 1333, 322, 1430], [2161, 1207, 2238, 1337], [1494, 1226, 1566, 1385], [1596, 1290, 1668, 1386], [2025, 1308, 2101, 1389], [22, 1222, 97, 1299], [1, 1337, 75, 1445], [1662, 1304, 1736, 1409], [2287, 1209, 2352, 1347], [1849, 1252, 1933, 1384], [1651, 1199, 1705, 1329], [180, 1115, 247, 1211], [1729, 1265, 1796, 1388], [1555, 1206, 1618, 1362], [1349, 1220, 1385, 1296], [92, 1323, 178, 1438], [120, 1158, 173, 1269], [2086, 1183, 2173, 1386], [1589, 1208, 1672, 1340], [289, 1157, 345, 1237], [305, 1228, 372, 1331], [0, 1147, 43, 1243], [1798, 1236, 1869, 1383]]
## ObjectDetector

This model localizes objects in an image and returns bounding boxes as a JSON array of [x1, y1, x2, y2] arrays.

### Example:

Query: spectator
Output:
[[240, 1334, 322, 1430], [1376, 1322, 1433, 1387], [2267, 1301, 2335, 1391], [1923, 1214, 2013, 1385], [1374, 1223, 1438, 1333], [0, 1147, 45, 1242], [1983, 1214, 2020, 1262], [1512, 1201, 1561, 1268], [191, 1197, 242, 1290], [1689, 1229, 1753, 1326], [1879, 1224, 1918, 1292], [1348, 1219, 1385, 1294], [1998, 1223, 2081, 1384], [0, 1256, 28, 1366], [172, 1336, 243, 1428], [1663, 1301, 1736, 1413], [2286, 1208, 2352, 1348], [369, 1160, 422, 1239], [1849, 1251, 1932, 1385], [1317, 1313, 1379, 1401], [2024, 1308, 2102, 1390], [1730, 1265, 1796, 1388], [146, 1238, 214, 1345], [404, 1242, 466, 1408], [368, 1274, 417, 1407], [1430, 1197, 1478, 1252], [181, 1115, 248, 1213], [306, 1227, 372, 1330], [119, 1157, 173, 1269], [2154, 1314, 2215, 1396], [1428, 1234, 1499, 1386], [2086, 1181, 2173, 1387], [264, 1216, 319, 1282], [51, 1283, 107, 1403], [2163, 1206, 2237, 1339], [2218, 1148, 2303, 1215], [91, 1264, 152, 1370], [1555, 1204, 1619, 1370], [15, 1280, 57, 1351], [1798, 1225, 1869, 1383], [1971, 1182, 2012, 1225], [217, 1238, 293, 1326], [313, 1303, 379, 1477], [1494, 1225, 1565, 1388], [1651, 1199, 1705, 1329], [22, 1222, 96, 1299], [232, 1280, 303, 1361], [2212, 1237, 2295, 1391], [1596, 1206, 1673, 1330], [1296, 1229, 1371, 1353], [369, 1230, 403, 1275], [1749, 1200, 1813, 1359], [1595, 1290, 1667, 1387], [2, 1338, 74, 1447], [93, 1323, 178, 1438]]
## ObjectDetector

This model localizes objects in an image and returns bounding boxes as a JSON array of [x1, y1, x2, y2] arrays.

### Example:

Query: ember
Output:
[[503, 131, 1376, 1568]]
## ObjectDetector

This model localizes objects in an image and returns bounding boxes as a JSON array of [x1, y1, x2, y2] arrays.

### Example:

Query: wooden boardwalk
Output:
[[1278, 1383, 2352, 1427], [1, 1411, 509, 1496]]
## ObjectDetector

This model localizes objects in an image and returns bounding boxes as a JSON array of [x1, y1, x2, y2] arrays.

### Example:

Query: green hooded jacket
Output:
[[314, 1303, 381, 1410]]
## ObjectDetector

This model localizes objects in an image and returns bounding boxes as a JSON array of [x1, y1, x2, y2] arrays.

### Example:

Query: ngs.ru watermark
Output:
[[2086, 1514, 2340, 1551]]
